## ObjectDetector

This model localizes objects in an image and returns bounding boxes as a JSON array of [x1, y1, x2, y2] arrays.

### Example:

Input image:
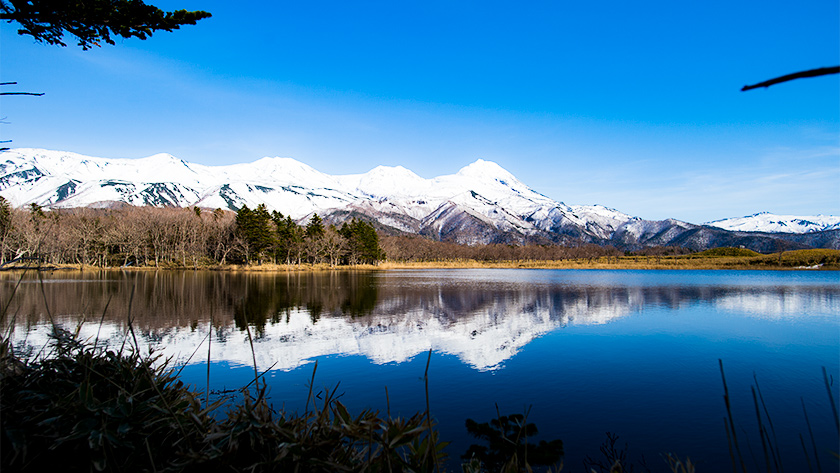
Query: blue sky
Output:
[[1, 0, 838, 223]]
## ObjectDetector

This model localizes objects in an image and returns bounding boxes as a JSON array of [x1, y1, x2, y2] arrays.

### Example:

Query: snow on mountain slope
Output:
[[568, 205, 638, 239], [337, 165, 429, 197], [2, 148, 837, 248], [706, 212, 840, 234]]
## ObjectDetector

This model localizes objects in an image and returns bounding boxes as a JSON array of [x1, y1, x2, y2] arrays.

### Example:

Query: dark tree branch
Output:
[[0, 81, 44, 96], [741, 66, 840, 91], [0, 0, 211, 50]]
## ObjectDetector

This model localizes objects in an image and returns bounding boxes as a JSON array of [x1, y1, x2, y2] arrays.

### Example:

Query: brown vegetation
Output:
[[1, 199, 836, 271], [0, 201, 383, 268], [380, 235, 623, 262]]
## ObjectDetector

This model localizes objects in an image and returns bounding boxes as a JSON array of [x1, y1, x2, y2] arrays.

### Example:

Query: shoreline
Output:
[[2, 250, 838, 272]]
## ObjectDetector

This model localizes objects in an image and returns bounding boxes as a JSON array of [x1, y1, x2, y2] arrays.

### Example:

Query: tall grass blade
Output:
[[118, 282, 137, 356], [92, 294, 113, 352], [753, 374, 783, 473], [801, 398, 823, 473], [740, 425, 760, 473], [243, 315, 260, 392], [751, 386, 772, 473], [799, 433, 815, 473], [174, 332, 210, 378], [0, 267, 28, 322], [206, 312, 212, 409], [241, 361, 278, 391], [822, 366, 839, 436], [720, 359, 748, 473], [725, 417, 738, 473], [36, 270, 55, 329], [423, 348, 439, 472], [305, 359, 318, 414]]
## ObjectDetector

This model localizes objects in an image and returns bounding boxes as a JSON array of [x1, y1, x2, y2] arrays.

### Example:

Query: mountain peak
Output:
[[367, 165, 423, 182], [143, 153, 178, 161], [342, 164, 427, 197], [456, 159, 515, 181], [230, 156, 336, 186]]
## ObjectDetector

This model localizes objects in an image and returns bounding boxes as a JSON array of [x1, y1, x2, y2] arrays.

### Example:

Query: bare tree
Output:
[[322, 226, 348, 267]]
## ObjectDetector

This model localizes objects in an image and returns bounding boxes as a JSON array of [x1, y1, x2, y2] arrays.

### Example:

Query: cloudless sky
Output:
[[1, 0, 838, 223]]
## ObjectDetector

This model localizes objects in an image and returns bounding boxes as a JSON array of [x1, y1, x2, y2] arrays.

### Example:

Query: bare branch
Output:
[[741, 66, 840, 91], [0, 82, 44, 96]]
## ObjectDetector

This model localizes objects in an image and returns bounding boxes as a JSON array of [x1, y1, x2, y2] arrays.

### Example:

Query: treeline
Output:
[[0, 197, 694, 268], [0, 198, 383, 267], [234, 204, 383, 265], [380, 235, 624, 261]]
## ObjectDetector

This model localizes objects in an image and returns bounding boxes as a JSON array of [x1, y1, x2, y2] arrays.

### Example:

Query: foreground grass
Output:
[[2, 328, 837, 472], [0, 330, 450, 472], [1, 330, 701, 473]]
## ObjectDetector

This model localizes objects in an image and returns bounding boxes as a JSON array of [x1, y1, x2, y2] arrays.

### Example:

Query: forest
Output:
[[0, 199, 383, 267], [0, 197, 643, 268]]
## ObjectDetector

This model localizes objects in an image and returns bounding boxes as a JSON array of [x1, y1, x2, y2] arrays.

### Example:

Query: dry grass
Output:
[[4, 249, 838, 273], [378, 249, 840, 270]]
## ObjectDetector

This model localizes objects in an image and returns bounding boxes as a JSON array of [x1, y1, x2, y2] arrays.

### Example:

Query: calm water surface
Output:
[[3, 269, 839, 471]]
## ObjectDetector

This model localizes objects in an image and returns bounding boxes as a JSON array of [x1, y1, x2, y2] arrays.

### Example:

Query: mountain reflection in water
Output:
[[5, 269, 838, 371]]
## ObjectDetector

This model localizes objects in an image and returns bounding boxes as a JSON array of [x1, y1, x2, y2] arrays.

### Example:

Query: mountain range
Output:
[[21, 282, 829, 372], [1, 148, 838, 251]]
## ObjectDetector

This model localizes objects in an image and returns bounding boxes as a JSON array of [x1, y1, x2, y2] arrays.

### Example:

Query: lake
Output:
[[3, 269, 838, 471]]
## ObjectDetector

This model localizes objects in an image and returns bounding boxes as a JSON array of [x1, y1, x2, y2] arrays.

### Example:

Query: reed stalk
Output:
[[720, 359, 748, 473], [800, 398, 823, 473], [822, 366, 839, 436], [751, 386, 772, 473], [753, 374, 783, 472]]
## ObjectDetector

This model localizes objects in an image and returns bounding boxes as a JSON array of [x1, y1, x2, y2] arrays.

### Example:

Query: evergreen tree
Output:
[[251, 204, 274, 258], [340, 218, 384, 264], [305, 214, 324, 239], [273, 213, 302, 264], [0, 0, 211, 50], [235, 204, 275, 264]]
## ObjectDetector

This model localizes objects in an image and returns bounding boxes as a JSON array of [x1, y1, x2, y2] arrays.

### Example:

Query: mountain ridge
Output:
[[705, 212, 840, 234], [1, 148, 837, 251]]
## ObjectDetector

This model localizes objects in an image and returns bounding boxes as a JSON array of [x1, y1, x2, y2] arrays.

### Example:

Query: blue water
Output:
[[5, 269, 839, 471]]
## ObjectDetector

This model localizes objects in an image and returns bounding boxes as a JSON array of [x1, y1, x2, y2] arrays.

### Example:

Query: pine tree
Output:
[[0, 0, 211, 50], [305, 214, 324, 239], [357, 220, 384, 264], [340, 218, 384, 264], [273, 213, 302, 264], [234, 204, 275, 264], [250, 204, 274, 263]]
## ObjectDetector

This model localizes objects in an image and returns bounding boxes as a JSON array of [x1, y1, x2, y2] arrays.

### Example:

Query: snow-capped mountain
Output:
[[706, 212, 840, 234], [0, 148, 837, 250], [0, 148, 641, 241]]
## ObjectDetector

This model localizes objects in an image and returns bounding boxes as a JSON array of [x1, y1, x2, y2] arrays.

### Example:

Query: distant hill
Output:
[[706, 212, 840, 234]]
